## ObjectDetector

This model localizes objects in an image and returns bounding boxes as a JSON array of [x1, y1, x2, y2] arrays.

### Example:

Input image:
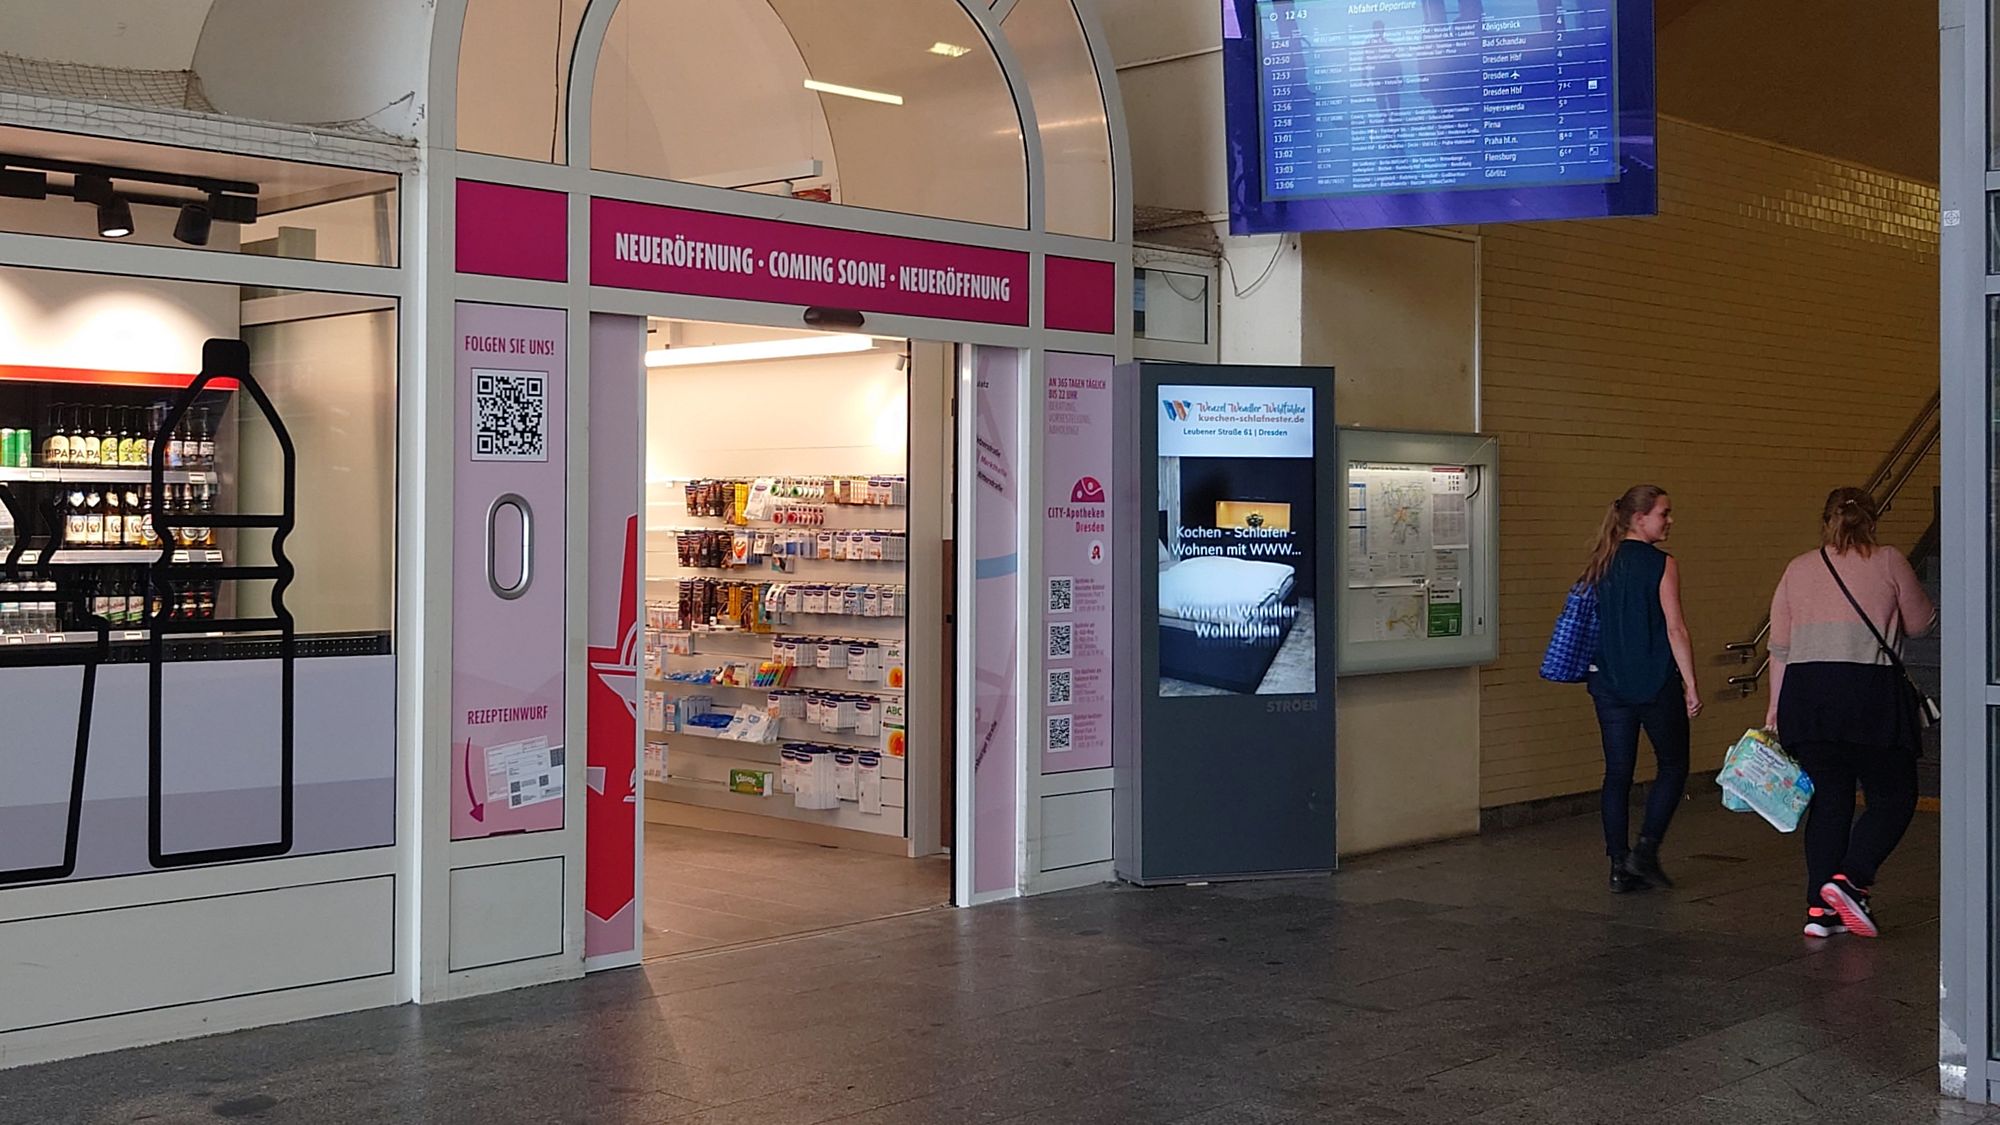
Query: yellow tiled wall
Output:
[[1478, 118, 1940, 809]]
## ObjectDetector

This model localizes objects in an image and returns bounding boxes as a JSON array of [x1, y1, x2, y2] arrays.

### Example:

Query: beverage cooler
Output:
[[0, 336, 397, 885], [0, 373, 230, 639]]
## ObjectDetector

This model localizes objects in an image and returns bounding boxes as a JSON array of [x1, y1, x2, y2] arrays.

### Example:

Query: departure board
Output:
[[1256, 0, 1618, 201]]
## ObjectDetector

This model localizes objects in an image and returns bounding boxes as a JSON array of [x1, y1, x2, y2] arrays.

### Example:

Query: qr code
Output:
[[1047, 576, 1074, 614], [1048, 668, 1073, 705], [1047, 714, 1073, 752], [1047, 622, 1074, 660], [474, 369, 548, 461]]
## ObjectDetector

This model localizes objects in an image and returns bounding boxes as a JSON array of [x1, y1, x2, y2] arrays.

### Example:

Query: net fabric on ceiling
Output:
[[0, 53, 219, 113], [0, 51, 411, 152], [1134, 205, 1221, 255]]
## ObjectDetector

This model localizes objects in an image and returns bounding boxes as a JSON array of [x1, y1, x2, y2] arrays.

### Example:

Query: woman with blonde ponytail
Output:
[[1583, 485, 1700, 894]]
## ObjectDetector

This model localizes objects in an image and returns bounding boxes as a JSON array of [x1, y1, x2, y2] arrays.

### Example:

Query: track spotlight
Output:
[[96, 196, 133, 238], [0, 169, 46, 199], [173, 201, 212, 246], [210, 193, 258, 224]]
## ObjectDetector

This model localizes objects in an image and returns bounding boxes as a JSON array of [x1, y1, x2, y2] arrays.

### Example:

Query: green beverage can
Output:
[[0, 429, 15, 468], [12, 428, 29, 468]]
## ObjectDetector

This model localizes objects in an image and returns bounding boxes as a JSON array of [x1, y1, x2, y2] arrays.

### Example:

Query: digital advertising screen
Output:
[[1223, 0, 1656, 233], [1155, 385, 1317, 697]]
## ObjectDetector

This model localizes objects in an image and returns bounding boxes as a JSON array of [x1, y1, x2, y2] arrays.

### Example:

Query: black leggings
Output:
[[1590, 676, 1691, 859], [1791, 741, 1919, 907]]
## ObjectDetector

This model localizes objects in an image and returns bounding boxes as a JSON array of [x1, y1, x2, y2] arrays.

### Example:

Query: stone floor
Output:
[[1, 800, 1977, 1125]]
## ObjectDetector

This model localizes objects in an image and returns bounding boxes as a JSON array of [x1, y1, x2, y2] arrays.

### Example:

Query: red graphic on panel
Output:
[[1071, 476, 1106, 504], [585, 516, 639, 930]]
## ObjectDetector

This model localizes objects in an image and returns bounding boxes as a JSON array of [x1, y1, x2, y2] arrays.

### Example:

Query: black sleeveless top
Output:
[[1593, 540, 1675, 705]]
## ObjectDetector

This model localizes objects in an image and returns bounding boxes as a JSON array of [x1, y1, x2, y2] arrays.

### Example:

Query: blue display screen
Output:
[[1224, 0, 1654, 233]]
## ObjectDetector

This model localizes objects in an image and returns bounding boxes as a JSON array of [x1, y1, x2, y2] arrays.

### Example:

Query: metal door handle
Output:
[[486, 493, 532, 600]]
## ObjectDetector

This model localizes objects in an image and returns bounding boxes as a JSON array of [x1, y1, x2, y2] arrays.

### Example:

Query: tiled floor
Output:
[[3, 801, 1978, 1124], [641, 823, 951, 957]]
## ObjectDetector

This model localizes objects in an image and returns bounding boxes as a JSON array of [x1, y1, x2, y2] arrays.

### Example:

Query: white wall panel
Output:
[[0, 875, 393, 1034], [1037, 789, 1109, 871], [448, 858, 565, 971]]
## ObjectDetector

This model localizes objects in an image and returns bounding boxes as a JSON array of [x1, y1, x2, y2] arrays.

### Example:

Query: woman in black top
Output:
[[1580, 485, 1701, 892]]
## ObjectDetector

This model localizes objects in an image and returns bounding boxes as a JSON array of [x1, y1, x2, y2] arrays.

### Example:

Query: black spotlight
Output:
[[96, 196, 133, 238], [173, 201, 212, 246]]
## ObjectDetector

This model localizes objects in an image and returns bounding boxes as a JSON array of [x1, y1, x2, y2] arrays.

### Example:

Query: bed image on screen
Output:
[[1158, 552, 1314, 695]]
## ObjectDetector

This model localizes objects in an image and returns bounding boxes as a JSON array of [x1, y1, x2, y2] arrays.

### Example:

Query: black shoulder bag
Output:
[[1819, 548, 1940, 729]]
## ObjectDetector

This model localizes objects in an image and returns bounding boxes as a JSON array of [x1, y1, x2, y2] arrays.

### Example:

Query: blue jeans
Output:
[[1590, 675, 1691, 859]]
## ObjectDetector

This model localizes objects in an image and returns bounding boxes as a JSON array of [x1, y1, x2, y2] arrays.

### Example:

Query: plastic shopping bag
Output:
[[1716, 728, 1814, 832]]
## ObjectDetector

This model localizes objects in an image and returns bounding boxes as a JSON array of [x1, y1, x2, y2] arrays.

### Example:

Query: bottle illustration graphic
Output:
[[148, 339, 297, 868], [0, 467, 111, 886]]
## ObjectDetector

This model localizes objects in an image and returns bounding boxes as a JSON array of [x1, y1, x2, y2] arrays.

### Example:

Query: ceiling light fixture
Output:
[[928, 42, 971, 57], [3, 154, 262, 242], [803, 79, 904, 106], [173, 201, 213, 247], [644, 334, 878, 369], [0, 168, 46, 199], [95, 197, 133, 238]]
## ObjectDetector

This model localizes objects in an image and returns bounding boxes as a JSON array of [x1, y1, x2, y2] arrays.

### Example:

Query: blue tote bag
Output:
[[1539, 584, 1599, 684]]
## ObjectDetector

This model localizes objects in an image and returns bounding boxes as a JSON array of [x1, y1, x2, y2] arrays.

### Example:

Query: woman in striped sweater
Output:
[[1766, 487, 1937, 939]]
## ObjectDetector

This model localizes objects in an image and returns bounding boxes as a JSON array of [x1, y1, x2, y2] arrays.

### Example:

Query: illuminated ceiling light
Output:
[[803, 79, 904, 106], [928, 42, 971, 57], [96, 197, 133, 238], [644, 334, 878, 368]]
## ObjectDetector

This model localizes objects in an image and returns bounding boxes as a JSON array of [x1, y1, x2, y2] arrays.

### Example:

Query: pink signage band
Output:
[[457, 180, 568, 283], [1044, 257, 1118, 335], [591, 198, 1031, 327]]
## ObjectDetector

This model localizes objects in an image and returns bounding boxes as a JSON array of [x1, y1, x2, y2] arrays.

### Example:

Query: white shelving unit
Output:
[[0, 467, 216, 485], [643, 481, 912, 839]]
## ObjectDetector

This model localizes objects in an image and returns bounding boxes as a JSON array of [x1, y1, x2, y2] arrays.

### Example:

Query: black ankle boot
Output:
[[1624, 837, 1674, 889], [1609, 858, 1644, 894]]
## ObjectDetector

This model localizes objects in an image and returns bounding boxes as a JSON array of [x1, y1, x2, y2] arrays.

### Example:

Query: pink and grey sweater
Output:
[[1768, 546, 1936, 667]]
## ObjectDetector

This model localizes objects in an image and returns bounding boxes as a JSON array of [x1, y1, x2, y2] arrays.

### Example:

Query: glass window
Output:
[[0, 125, 398, 267], [0, 265, 396, 882], [456, 0, 590, 163], [1002, 0, 1115, 239], [1135, 267, 1210, 344], [1989, 193, 2000, 274], [1992, 0, 2000, 168], [592, 0, 1028, 228], [1991, 296, 2000, 681]]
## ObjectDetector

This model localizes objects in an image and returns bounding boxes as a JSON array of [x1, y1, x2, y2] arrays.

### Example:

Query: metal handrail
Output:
[[1721, 392, 1941, 696]]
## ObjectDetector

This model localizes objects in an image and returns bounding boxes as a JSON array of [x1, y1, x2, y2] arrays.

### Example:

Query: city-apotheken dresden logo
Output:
[[1070, 476, 1106, 504]]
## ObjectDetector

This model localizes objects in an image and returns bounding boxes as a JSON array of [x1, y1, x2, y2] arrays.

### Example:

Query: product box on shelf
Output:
[[857, 751, 884, 815], [884, 641, 906, 689], [729, 768, 774, 797], [881, 699, 907, 757]]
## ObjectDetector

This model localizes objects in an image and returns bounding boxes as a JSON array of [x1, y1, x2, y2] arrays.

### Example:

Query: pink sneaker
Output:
[[1819, 875, 1877, 938]]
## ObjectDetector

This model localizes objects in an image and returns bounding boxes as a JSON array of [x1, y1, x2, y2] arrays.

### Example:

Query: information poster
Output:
[[1041, 355, 1114, 772], [450, 303, 567, 839], [1347, 462, 1469, 643], [1156, 386, 1317, 696]]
